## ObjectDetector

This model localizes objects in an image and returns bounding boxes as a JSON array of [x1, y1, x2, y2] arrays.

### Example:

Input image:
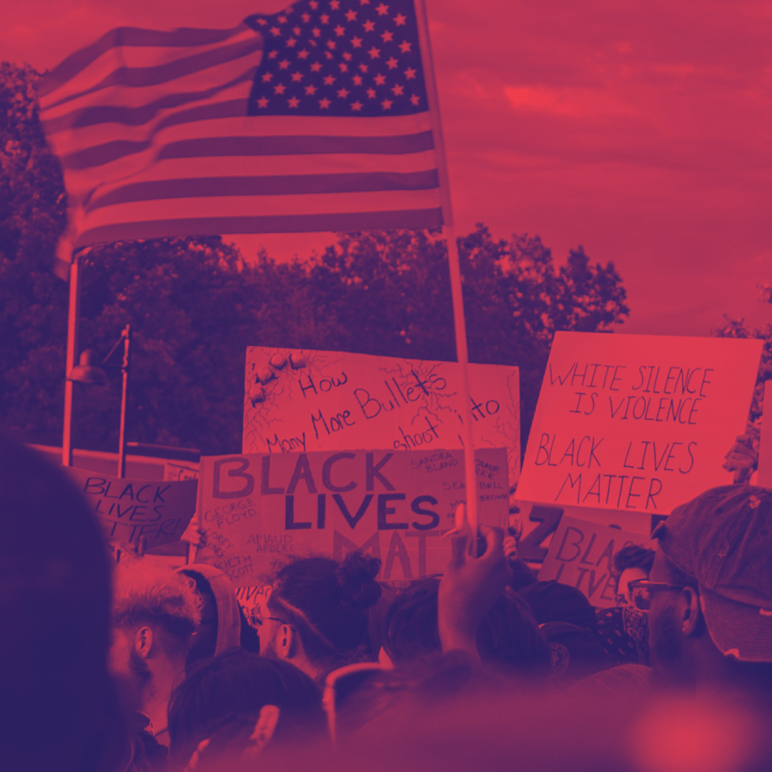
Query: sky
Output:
[[3, 0, 772, 337]]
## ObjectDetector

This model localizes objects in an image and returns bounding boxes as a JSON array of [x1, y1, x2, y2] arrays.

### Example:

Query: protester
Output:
[[382, 576, 550, 678], [258, 552, 382, 684], [517, 579, 598, 629], [109, 558, 202, 754], [0, 436, 127, 772], [612, 544, 655, 608], [167, 649, 326, 770], [540, 621, 609, 686], [177, 564, 248, 667], [643, 484, 772, 699]]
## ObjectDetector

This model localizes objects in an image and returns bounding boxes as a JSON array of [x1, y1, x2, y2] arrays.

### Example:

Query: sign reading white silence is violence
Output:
[[242, 347, 521, 489], [66, 467, 197, 549], [194, 448, 508, 587], [516, 332, 762, 515]]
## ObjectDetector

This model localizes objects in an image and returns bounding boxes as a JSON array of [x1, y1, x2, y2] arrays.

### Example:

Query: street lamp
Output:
[[64, 324, 132, 478]]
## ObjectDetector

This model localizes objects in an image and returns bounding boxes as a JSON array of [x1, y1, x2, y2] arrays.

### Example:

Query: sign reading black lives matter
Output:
[[194, 448, 508, 587], [242, 347, 521, 488], [516, 332, 762, 514], [66, 467, 197, 549]]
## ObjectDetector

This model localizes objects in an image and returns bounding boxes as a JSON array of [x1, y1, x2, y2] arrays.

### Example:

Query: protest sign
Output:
[[194, 448, 508, 587], [66, 467, 197, 549], [242, 347, 520, 489], [516, 332, 762, 514], [538, 515, 650, 608], [234, 584, 272, 630]]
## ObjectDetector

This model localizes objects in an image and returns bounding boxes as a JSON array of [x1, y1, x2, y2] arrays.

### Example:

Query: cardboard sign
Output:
[[234, 584, 272, 630], [538, 515, 650, 608], [516, 332, 762, 514], [194, 448, 508, 587], [66, 467, 197, 549], [242, 347, 520, 489]]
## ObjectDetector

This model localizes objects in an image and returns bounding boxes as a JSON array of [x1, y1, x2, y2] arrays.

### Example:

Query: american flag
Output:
[[39, 0, 444, 254]]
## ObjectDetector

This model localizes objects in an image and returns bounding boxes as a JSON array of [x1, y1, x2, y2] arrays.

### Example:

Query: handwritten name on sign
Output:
[[194, 448, 508, 587], [242, 347, 520, 488], [516, 332, 762, 514], [538, 516, 650, 608], [65, 467, 197, 549]]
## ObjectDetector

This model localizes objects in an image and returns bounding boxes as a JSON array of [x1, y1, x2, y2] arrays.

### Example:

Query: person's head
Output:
[[260, 552, 382, 681], [167, 649, 326, 769], [110, 558, 202, 702], [383, 577, 550, 679], [644, 485, 772, 695], [518, 581, 598, 630], [612, 544, 655, 607], [0, 436, 122, 772], [178, 564, 243, 667], [540, 622, 609, 686]]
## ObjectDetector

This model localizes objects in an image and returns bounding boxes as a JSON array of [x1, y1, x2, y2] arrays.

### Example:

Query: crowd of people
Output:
[[3, 433, 772, 772]]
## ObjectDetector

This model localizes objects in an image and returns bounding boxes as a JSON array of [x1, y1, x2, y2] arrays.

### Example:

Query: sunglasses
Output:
[[627, 579, 686, 611]]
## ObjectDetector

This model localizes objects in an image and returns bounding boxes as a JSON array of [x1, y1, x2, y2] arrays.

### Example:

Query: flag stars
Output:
[[323, 74, 336, 85], [381, 30, 393, 42], [345, 9, 357, 21], [327, 40, 337, 49], [410, 94, 420, 105], [359, 0, 370, 4], [366, 87, 376, 98], [309, 0, 318, 7], [359, 63, 369, 72], [256, 18, 267, 25], [386, 57, 398, 69], [368, 46, 381, 58], [330, 0, 340, 8], [293, 26, 301, 35], [381, 98, 393, 109], [261, 72, 273, 82], [313, 27, 321, 36], [404, 67, 416, 79], [298, 49, 310, 59], [374, 73, 386, 85], [320, 14, 330, 23], [337, 87, 350, 98], [391, 83, 404, 95], [256, 96, 269, 107], [311, 62, 323, 72], [278, 15, 287, 23], [288, 96, 300, 108], [291, 71, 303, 81], [394, 13, 406, 25], [399, 41, 411, 53], [274, 83, 286, 94], [351, 101, 363, 111], [279, 59, 290, 69], [305, 84, 317, 95], [339, 62, 349, 72], [319, 97, 331, 108], [352, 74, 363, 85], [363, 19, 375, 32], [268, 50, 278, 58], [325, 51, 334, 59], [286, 38, 297, 47], [376, 3, 389, 15], [335, 24, 346, 36], [351, 35, 363, 47], [302, 13, 311, 22], [270, 26, 281, 36]]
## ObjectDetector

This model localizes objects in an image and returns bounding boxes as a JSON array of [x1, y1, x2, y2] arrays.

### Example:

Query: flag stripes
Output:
[[40, 2, 444, 252]]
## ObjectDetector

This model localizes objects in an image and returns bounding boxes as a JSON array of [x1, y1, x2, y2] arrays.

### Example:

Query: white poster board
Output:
[[242, 347, 520, 488], [517, 332, 762, 515], [195, 448, 508, 587], [65, 467, 197, 549]]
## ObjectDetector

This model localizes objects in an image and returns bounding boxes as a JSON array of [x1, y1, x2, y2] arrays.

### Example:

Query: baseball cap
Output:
[[653, 484, 772, 662]]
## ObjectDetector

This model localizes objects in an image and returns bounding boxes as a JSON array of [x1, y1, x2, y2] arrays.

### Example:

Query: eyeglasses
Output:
[[627, 579, 686, 611]]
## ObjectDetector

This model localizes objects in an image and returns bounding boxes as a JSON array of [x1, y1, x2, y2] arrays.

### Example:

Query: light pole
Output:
[[65, 324, 132, 478]]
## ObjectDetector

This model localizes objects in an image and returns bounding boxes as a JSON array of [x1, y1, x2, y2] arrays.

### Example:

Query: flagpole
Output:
[[415, 0, 478, 539], [62, 253, 81, 466]]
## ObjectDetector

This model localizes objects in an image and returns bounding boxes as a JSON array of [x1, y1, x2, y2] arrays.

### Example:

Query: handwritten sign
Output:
[[234, 584, 272, 630], [538, 516, 650, 608], [66, 467, 197, 549], [516, 332, 762, 514], [242, 347, 520, 488], [194, 448, 508, 587]]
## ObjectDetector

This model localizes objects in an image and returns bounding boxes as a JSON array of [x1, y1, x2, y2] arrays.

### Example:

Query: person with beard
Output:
[[257, 552, 382, 686], [109, 558, 203, 765], [632, 484, 772, 701]]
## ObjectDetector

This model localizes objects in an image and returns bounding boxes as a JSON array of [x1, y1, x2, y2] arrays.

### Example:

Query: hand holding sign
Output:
[[438, 521, 512, 659]]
